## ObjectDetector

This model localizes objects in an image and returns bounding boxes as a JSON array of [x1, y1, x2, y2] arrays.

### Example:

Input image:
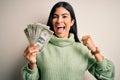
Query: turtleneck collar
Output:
[[49, 33, 75, 47]]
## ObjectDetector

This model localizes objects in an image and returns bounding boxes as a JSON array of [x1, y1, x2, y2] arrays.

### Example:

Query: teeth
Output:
[[57, 26, 64, 28], [57, 26, 65, 28], [57, 25, 64, 28]]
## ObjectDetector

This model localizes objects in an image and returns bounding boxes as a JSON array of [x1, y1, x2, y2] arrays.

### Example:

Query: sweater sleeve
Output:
[[87, 56, 115, 80], [21, 63, 39, 80]]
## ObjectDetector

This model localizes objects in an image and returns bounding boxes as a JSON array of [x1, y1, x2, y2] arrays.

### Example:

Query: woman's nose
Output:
[[57, 17, 63, 23]]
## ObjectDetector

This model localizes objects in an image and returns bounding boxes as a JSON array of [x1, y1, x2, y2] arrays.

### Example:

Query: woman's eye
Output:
[[53, 15, 57, 18], [63, 15, 67, 18]]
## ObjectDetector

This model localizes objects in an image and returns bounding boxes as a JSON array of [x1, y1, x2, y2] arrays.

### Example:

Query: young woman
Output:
[[22, 1, 115, 80]]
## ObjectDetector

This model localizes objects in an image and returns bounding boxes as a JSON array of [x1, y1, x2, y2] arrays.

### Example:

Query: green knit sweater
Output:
[[22, 33, 115, 80]]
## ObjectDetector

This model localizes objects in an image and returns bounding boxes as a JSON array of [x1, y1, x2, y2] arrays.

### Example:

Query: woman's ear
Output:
[[71, 19, 75, 27]]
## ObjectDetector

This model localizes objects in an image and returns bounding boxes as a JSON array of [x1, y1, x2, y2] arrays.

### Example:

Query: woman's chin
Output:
[[55, 33, 68, 38]]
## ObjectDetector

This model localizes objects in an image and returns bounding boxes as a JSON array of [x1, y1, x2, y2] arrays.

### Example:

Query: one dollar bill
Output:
[[24, 23, 54, 51]]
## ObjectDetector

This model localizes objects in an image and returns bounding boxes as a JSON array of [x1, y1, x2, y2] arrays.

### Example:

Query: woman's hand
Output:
[[81, 35, 103, 62], [23, 43, 39, 70], [81, 35, 96, 53]]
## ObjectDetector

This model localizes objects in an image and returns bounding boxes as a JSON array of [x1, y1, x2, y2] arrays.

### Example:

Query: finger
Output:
[[24, 44, 36, 54], [85, 43, 91, 49], [83, 37, 93, 47], [28, 47, 37, 52], [25, 50, 38, 61], [24, 45, 29, 54], [24, 46, 29, 57], [28, 48, 39, 54], [83, 41, 87, 46], [27, 52, 36, 58], [30, 43, 37, 47], [25, 43, 36, 48], [82, 35, 90, 41], [82, 37, 88, 44], [24, 46, 39, 58]]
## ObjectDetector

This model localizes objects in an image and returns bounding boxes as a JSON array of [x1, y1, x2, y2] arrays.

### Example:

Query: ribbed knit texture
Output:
[[37, 33, 89, 80], [22, 33, 115, 80]]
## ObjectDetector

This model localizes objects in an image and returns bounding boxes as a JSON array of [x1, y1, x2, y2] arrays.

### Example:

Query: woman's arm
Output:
[[88, 57, 115, 80], [21, 63, 39, 80], [82, 35, 115, 80], [21, 43, 40, 80], [82, 35, 104, 62]]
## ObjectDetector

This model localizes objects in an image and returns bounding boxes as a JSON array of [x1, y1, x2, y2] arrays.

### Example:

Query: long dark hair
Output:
[[47, 1, 80, 42]]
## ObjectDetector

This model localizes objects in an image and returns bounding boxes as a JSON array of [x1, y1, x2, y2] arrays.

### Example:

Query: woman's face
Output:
[[52, 7, 74, 38]]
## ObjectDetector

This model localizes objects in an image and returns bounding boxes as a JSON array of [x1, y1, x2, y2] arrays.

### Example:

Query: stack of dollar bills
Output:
[[24, 23, 54, 51]]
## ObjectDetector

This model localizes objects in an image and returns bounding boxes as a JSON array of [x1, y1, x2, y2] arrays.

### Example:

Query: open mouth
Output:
[[56, 26, 65, 33]]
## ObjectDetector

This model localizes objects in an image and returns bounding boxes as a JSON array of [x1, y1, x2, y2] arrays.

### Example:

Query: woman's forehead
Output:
[[54, 7, 70, 15]]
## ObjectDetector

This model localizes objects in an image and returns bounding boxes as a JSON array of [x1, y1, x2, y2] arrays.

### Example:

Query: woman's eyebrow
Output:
[[53, 13, 69, 16], [62, 13, 69, 16]]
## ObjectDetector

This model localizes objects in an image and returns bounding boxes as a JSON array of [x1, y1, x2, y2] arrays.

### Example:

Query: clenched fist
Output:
[[81, 35, 98, 54], [23, 43, 39, 69]]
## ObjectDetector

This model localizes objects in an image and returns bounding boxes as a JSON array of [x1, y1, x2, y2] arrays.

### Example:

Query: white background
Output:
[[0, 0, 120, 80]]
